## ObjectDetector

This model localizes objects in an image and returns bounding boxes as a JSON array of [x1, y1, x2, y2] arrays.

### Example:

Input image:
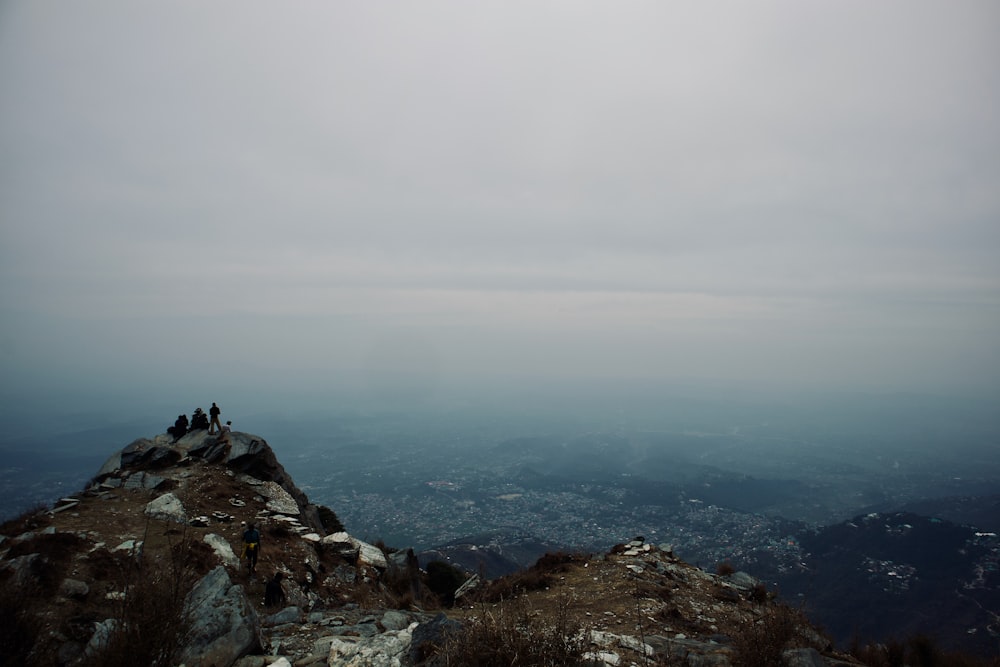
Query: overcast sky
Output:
[[1, 1, 998, 414]]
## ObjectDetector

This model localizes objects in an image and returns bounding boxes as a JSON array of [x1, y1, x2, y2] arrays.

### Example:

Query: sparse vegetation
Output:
[[77, 524, 207, 667], [437, 595, 588, 666], [716, 560, 736, 576], [0, 576, 53, 666], [475, 551, 588, 603], [426, 560, 469, 606], [731, 603, 804, 667], [317, 504, 344, 533], [0, 503, 51, 535]]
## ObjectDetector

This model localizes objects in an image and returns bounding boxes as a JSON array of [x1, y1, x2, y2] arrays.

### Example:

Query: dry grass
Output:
[[730, 604, 807, 667], [77, 525, 206, 667], [437, 595, 588, 667]]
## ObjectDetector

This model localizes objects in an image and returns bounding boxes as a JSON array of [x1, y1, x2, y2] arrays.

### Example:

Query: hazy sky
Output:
[[2, 1, 998, 412]]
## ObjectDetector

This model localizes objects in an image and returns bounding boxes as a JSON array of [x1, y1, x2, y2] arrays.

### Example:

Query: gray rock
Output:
[[144, 492, 187, 523], [204, 532, 240, 568], [453, 573, 480, 601], [726, 571, 760, 591], [380, 610, 411, 631], [84, 618, 117, 658], [120, 438, 155, 467], [409, 613, 462, 664], [1, 553, 41, 585], [264, 606, 302, 626], [60, 577, 90, 600], [179, 566, 261, 667], [328, 625, 415, 666], [259, 481, 299, 516], [783, 647, 827, 667]]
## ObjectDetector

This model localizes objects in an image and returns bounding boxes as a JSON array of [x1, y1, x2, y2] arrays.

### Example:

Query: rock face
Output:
[[97, 430, 325, 534], [180, 566, 261, 667]]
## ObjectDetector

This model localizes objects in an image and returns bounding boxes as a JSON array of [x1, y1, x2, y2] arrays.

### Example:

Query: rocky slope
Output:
[[0, 429, 866, 666]]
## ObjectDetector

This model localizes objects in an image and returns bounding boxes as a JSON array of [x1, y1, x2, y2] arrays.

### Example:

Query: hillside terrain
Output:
[[0, 428, 880, 666]]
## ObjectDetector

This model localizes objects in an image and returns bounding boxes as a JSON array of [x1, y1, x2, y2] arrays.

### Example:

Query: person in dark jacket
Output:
[[209, 402, 222, 434], [168, 414, 188, 442], [265, 572, 286, 608], [242, 523, 261, 576]]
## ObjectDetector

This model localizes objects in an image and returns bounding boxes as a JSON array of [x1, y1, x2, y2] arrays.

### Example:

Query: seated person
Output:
[[167, 414, 188, 441], [191, 408, 210, 431]]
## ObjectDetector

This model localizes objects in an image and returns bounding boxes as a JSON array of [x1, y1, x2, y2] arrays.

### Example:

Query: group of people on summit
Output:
[[167, 402, 231, 443]]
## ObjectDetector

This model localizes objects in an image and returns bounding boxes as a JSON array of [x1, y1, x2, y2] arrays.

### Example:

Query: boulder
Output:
[[321, 532, 359, 560], [84, 618, 117, 658], [380, 610, 411, 631], [60, 578, 90, 600], [357, 539, 388, 569], [179, 566, 261, 667], [259, 481, 299, 516], [263, 606, 302, 627], [409, 614, 462, 665], [204, 533, 240, 568], [144, 492, 187, 524], [328, 624, 415, 666]]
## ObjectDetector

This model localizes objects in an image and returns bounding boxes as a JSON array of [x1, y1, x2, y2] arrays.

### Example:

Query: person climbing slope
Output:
[[242, 522, 261, 576]]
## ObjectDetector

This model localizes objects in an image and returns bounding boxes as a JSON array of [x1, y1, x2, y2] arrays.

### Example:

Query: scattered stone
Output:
[[50, 500, 80, 514], [112, 539, 142, 554]]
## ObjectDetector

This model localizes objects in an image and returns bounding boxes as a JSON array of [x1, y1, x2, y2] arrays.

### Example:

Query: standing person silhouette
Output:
[[209, 402, 222, 434], [242, 522, 261, 576]]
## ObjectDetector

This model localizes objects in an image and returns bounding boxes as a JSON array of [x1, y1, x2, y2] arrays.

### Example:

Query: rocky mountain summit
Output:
[[1, 429, 869, 666]]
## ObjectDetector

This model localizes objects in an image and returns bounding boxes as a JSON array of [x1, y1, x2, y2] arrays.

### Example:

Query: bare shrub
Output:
[[77, 524, 203, 667], [716, 560, 736, 576], [316, 504, 344, 533], [731, 604, 802, 667], [0, 503, 51, 535], [475, 551, 587, 604], [437, 595, 587, 666], [0, 574, 54, 666], [748, 582, 770, 603]]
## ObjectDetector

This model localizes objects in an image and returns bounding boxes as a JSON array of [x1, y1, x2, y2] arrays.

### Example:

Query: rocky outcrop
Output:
[[95, 430, 325, 534], [180, 566, 261, 667]]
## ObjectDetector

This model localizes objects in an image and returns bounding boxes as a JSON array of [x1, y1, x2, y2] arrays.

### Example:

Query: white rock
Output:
[[144, 492, 187, 524], [204, 533, 240, 568]]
